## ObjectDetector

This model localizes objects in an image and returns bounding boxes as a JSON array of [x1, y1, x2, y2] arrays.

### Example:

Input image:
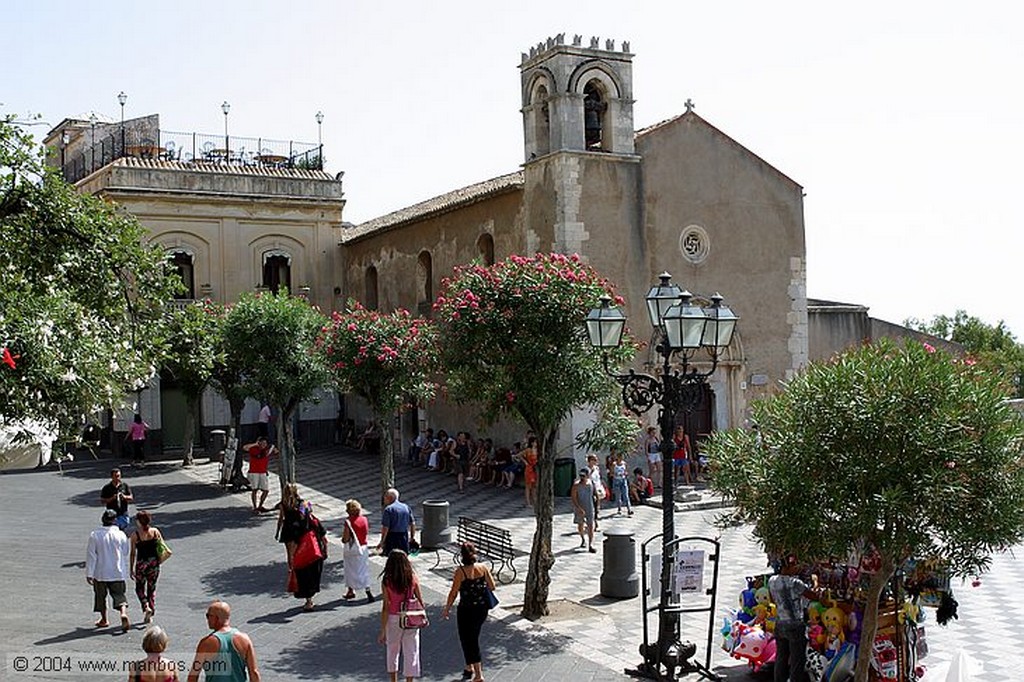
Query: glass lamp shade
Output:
[[663, 291, 707, 350], [221, 101, 231, 115], [645, 272, 682, 328], [586, 296, 627, 348], [701, 293, 738, 348]]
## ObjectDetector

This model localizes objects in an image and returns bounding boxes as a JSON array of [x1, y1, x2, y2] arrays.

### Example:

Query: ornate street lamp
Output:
[[60, 130, 70, 171], [586, 274, 738, 682], [221, 101, 231, 161], [117, 91, 127, 154]]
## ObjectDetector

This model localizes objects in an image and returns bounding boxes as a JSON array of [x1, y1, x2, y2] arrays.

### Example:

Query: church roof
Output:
[[344, 171, 524, 243], [636, 110, 803, 190]]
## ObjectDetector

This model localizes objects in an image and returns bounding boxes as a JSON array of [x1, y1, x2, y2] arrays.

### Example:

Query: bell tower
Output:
[[520, 33, 636, 161]]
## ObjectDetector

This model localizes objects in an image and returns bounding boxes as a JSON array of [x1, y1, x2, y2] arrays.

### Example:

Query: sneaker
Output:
[[628, 510, 634, 517]]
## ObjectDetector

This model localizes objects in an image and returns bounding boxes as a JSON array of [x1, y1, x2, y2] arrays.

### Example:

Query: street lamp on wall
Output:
[[586, 274, 738, 682], [60, 130, 70, 170], [89, 112, 98, 172], [315, 110, 324, 170], [221, 101, 231, 161], [117, 91, 127, 154]]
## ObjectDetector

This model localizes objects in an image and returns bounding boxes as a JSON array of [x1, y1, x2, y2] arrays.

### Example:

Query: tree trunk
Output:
[[853, 555, 896, 682], [376, 409, 395, 504], [277, 401, 298, 490], [181, 394, 198, 467], [521, 428, 557, 620]]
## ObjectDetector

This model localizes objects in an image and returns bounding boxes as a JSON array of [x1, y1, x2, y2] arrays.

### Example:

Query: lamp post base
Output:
[[626, 640, 723, 682]]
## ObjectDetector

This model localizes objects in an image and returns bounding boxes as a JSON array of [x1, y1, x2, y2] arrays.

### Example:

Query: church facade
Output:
[[340, 34, 808, 448]]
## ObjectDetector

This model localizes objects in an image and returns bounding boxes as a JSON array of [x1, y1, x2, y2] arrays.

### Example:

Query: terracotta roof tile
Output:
[[343, 171, 524, 243], [111, 156, 336, 181]]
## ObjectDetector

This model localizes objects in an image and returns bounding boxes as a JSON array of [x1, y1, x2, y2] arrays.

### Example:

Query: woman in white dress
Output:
[[342, 498, 373, 603]]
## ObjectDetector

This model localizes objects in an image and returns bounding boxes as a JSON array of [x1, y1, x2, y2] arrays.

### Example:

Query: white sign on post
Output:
[[674, 549, 705, 595]]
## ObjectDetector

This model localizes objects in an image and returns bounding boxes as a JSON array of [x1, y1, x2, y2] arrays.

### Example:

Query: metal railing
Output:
[[60, 127, 323, 184]]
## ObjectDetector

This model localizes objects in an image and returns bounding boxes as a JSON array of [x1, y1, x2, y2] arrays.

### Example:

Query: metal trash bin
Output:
[[600, 528, 639, 598], [554, 457, 576, 497], [209, 430, 227, 462], [420, 499, 453, 550]]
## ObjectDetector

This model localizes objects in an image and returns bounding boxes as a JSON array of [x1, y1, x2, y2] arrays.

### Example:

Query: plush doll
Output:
[[730, 622, 776, 672], [752, 586, 773, 627], [822, 606, 847, 657], [737, 578, 757, 623], [806, 601, 827, 652]]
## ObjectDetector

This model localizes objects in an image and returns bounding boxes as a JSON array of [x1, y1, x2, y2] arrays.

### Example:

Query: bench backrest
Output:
[[456, 516, 512, 557]]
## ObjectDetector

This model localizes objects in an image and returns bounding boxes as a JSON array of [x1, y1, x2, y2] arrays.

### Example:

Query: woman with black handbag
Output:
[[378, 550, 424, 682], [441, 542, 497, 682]]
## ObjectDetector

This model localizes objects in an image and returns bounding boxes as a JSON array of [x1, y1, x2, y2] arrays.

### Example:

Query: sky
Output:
[[4, 1, 1022, 338]]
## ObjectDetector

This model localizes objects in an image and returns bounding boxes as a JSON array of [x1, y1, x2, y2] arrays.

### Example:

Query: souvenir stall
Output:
[[720, 552, 956, 681]]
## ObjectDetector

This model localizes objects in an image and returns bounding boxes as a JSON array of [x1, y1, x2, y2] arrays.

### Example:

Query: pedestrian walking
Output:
[[643, 426, 663, 487], [100, 467, 134, 531], [586, 453, 606, 529], [442, 542, 496, 682], [376, 488, 417, 556], [612, 451, 633, 516], [571, 468, 597, 552], [86, 509, 131, 631], [187, 600, 261, 682], [129, 510, 166, 624], [126, 414, 149, 468], [256, 403, 272, 440], [276, 483, 325, 611], [672, 425, 692, 486], [129, 625, 180, 682], [342, 498, 374, 603], [378, 550, 424, 682]]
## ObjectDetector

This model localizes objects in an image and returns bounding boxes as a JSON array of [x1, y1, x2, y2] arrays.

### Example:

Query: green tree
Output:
[[706, 339, 1024, 682], [0, 115, 178, 452], [221, 289, 329, 485], [908, 309, 1024, 397], [320, 301, 439, 499], [575, 396, 644, 457], [434, 253, 632, 618], [162, 301, 219, 466]]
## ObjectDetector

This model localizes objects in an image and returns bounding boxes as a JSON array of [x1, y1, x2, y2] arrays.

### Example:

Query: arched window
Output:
[[583, 80, 607, 150], [417, 251, 433, 317], [364, 266, 379, 310], [534, 85, 550, 157], [477, 234, 495, 266], [169, 251, 195, 300], [262, 251, 291, 294]]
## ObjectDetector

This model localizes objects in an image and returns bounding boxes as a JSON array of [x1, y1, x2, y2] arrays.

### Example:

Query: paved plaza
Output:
[[2, 445, 1021, 680]]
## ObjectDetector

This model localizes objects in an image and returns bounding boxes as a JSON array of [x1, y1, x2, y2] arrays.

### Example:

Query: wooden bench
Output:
[[430, 516, 518, 584]]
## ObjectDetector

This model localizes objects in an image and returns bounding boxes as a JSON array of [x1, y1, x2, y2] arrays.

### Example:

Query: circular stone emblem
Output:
[[679, 225, 710, 264]]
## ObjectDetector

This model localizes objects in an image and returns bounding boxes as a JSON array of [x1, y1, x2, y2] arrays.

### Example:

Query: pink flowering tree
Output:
[[320, 302, 439, 498], [434, 253, 633, 619], [707, 339, 1024, 682]]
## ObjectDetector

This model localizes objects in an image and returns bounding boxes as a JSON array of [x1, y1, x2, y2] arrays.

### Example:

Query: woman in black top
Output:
[[129, 510, 166, 623], [441, 542, 496, 682], [276, 483, 327, 611], [454, 431, 473, 492]]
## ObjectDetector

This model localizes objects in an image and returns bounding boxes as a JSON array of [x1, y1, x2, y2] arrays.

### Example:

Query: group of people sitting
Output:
[[406, 428, 531, 493]]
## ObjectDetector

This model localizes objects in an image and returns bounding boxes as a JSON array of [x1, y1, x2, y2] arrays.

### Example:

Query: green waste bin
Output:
[[554, 457, 576, 497]]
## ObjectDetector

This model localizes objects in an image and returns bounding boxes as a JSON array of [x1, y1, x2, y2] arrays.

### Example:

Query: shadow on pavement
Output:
[[201, 560, 344, 599]]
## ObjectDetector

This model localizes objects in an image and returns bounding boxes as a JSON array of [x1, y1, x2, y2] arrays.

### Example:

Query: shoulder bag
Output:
[[154, 536, 173, 564], [293, 528, 324, 569], [399, 586, 429, 629]]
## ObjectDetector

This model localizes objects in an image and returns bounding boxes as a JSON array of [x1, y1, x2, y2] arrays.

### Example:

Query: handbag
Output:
[[286, 568, 298, 593], [485, 587, 499, 610], [399, 589, 429, 629], [155, 537, 172, 564], [293, 529, 323, 570]]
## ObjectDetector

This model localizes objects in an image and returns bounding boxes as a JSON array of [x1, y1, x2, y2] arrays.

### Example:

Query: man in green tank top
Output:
[[187, 601, 260, 681]]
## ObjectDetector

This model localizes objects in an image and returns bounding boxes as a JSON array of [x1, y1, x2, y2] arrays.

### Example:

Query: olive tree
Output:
[[706, 339, 1024, 682]]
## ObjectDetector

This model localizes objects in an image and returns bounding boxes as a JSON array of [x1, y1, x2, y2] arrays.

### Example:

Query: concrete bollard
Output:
[[600, 528, 639, 598]]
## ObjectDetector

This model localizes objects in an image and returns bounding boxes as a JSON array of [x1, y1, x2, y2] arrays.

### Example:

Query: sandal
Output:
[[121, 614, 130, 632], [94, 619, 109, 628]]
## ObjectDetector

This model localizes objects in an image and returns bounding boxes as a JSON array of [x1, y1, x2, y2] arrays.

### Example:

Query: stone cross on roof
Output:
[[684, 98, 695, 113]]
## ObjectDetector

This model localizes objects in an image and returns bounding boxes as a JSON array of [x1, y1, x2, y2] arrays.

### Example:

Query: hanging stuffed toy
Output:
[[736, 578, 757, 623], [822, 606, 847, 658], [806, 601, 827, 652], [936, 590, 959, 626]]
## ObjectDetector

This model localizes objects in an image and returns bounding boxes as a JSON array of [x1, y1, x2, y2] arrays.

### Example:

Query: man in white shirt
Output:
[[257, 403, 272, 440], [86, 509, 131, 631]]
